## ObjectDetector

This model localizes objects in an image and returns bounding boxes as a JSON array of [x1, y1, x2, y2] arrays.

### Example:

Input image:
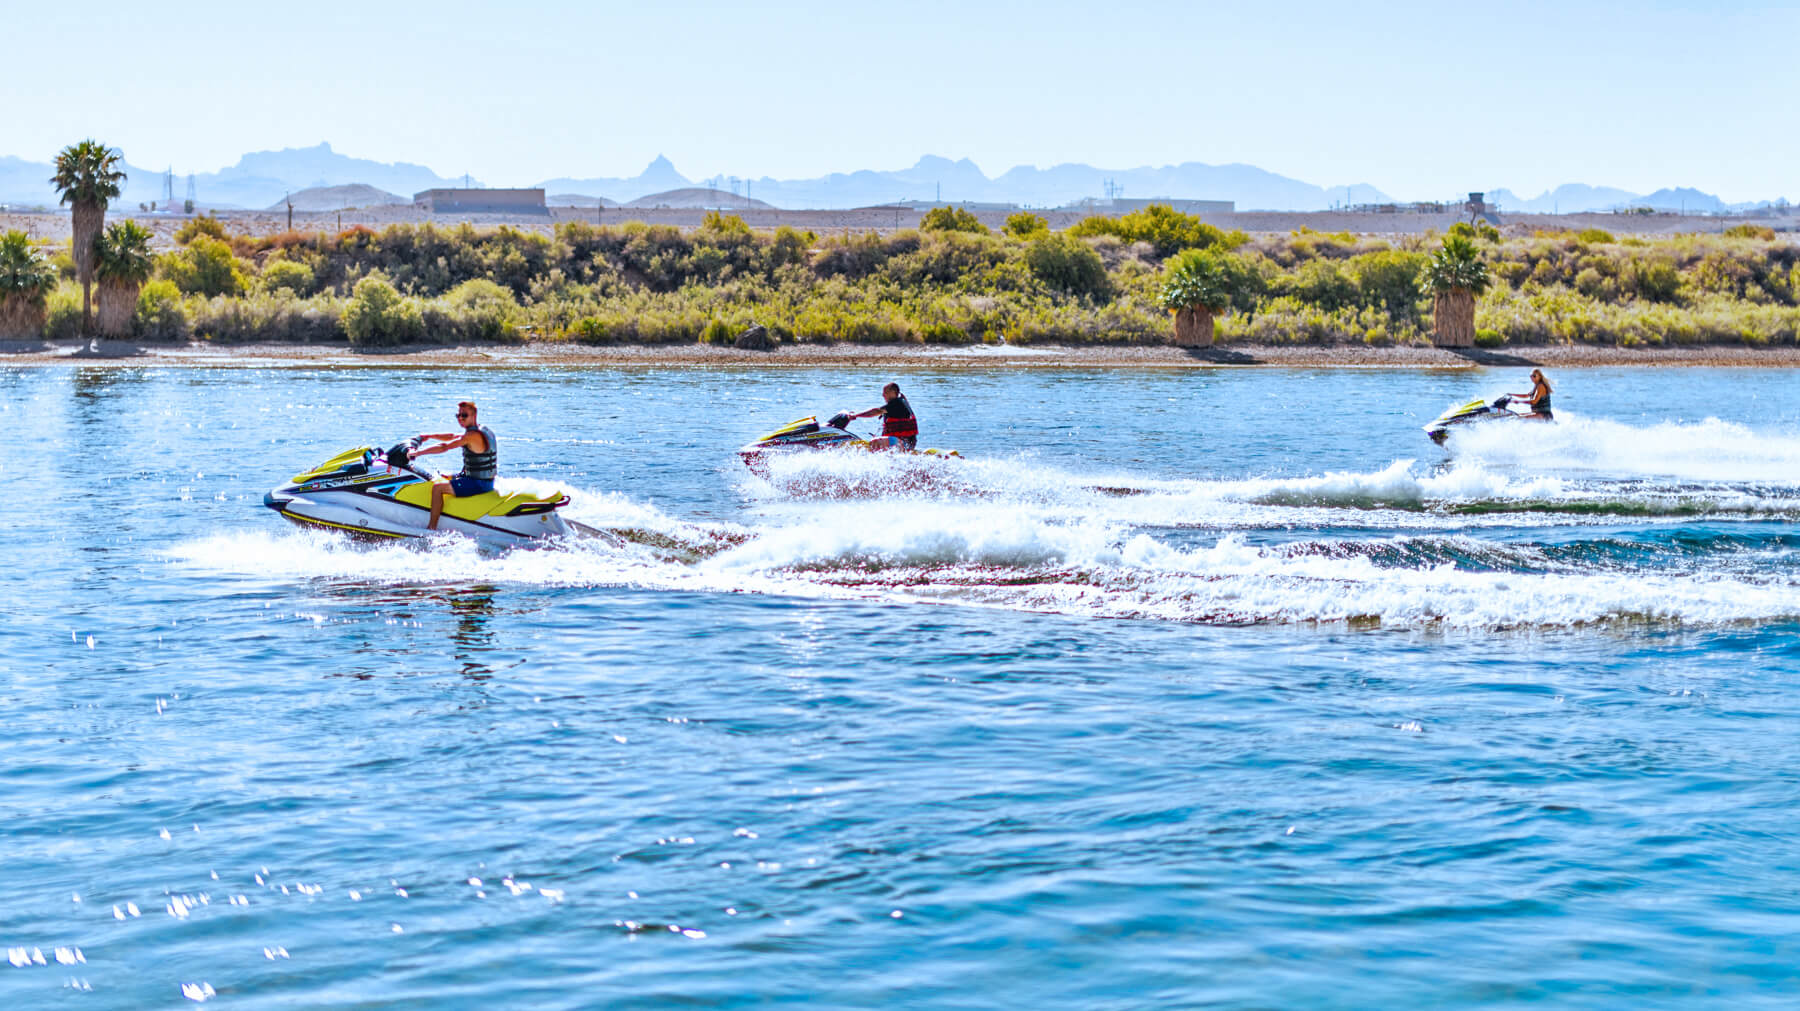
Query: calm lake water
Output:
[[3, 358, 1799, 1008]]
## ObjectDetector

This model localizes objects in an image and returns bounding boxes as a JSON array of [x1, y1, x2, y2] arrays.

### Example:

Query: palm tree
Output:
[[93, 220, 154, 338], [1422, 234, 1491, 348], [50, 140, 127, 336], [0, 230, 57, 338], [1158, 248, 1244, 347]]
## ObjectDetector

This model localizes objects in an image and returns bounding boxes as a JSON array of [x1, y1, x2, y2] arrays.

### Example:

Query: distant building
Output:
[[413, 188, 548, 215]]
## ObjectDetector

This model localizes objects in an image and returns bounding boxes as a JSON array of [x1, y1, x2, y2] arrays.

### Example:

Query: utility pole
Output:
[[285, 192, 293, 231]]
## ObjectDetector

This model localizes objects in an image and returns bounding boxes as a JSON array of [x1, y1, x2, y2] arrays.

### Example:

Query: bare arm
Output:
[[849, 405, 884, 420], [412, 433, 469, 457]]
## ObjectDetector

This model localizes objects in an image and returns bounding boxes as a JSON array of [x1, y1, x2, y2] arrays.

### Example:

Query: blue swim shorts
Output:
[[448, 474, 495, 497]]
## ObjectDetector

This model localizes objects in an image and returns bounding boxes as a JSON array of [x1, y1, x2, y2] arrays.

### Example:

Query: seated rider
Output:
[[1510, 369, 1554, 420], [412, 400, 497, 530], [851, 382, 917, 452]]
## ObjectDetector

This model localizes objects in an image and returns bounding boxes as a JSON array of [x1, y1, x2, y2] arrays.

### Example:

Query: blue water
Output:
[[4, 361, 1800, 1007]]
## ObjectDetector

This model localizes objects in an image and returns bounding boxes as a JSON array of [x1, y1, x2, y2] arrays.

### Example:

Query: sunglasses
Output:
[[456, 411, 470, 418]]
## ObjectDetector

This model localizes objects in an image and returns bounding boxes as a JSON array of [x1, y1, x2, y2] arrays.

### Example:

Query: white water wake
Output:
[[170, 413, 1800, 630]]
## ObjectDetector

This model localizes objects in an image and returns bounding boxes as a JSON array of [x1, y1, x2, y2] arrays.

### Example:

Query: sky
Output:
[[5, 0, 1796, 202]]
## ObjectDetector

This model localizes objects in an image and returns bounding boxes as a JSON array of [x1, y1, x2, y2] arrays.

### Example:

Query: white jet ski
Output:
[[1424, 394, 1540, 445], [264, 436, 572, 544]]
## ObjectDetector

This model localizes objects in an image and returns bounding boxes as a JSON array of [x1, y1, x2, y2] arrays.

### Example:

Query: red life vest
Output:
[[881, 395, 918, 438]]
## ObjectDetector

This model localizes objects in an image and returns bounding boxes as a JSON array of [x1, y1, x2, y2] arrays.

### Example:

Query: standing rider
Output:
[[1511, 369, 1554, 421], [413, 400, 497, 530], [851, 382, 917, 452]]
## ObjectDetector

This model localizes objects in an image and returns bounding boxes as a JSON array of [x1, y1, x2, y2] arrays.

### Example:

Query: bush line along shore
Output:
[[4, 144, 1797, 357]]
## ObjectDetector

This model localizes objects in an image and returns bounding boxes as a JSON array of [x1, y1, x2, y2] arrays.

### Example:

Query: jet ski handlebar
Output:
[[362, 435, 428, 473]]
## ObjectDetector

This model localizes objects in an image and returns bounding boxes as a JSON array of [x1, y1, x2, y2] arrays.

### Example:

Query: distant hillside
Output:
[[548, 194, 622, 208], [269, 184, 408, 212], [624, 188, 773, 210], [1633, 187, 1727, 213]]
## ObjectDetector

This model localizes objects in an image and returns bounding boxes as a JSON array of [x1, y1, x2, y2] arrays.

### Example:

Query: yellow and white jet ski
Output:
[[1423, 394, 1537, 445], [264, 437, 571, 544]]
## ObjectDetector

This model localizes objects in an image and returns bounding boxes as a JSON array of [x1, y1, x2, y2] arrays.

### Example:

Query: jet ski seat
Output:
[[392, 483, 569, 520]]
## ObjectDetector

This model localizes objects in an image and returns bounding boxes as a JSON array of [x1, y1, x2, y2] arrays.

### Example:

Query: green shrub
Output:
[[190, 291, 345, 343], [1622, 257, 1682, 303], [43, 282, 83, 340], [161, 237, 247, 297], [1280, 259, 1358, 311], [343, 275, 423, 345], [1474, 328, 1505, 347], [1070, 204, 1224, 258], [1724, 224, 1775, 241], [768, 226, 813, 269], [568, 317, 612, 343], [424, 278, 520, 342], [700, 210, 752, 238], [1447, 222, 1477, 240], [1024, 233, 1109, 298], [1353, 249, 1428, 319], [884, 231, 1007, 286], [1577, 228, 1615, 244], [919, 206, 988, 234], [698, 318, 735, 344], [262, 259, 316, 295], [135, 279, 189, 340], [174, 214, 228, 245], [1004, 212, 1049, 238]]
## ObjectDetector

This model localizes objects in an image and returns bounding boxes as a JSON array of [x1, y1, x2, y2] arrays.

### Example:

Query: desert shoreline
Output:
[[4, 340, 1799, 369]]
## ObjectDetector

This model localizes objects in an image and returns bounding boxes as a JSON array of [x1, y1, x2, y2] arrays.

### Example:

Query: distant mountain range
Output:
[[0, 143, 1787, 215], [0, 143, 465, 212], [537, 154, 1391, 212]]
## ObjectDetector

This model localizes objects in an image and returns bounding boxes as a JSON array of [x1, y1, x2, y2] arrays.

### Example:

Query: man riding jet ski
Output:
[[738, 383, 961, 475], [264, 434, 571, 544]]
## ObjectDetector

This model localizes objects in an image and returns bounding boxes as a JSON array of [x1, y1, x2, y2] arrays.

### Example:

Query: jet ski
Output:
[[1424, 394, 1538, 445], [738, 413, 961, 475], [264, 436, 572, 543]]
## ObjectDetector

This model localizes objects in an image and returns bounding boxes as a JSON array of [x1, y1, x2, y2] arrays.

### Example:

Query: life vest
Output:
[[461, 424, 498, 480], [881, 395, 918, 439]]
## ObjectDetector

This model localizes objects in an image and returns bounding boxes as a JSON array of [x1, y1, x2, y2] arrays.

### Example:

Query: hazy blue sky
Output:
[[9, 0, 1795, 201]]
